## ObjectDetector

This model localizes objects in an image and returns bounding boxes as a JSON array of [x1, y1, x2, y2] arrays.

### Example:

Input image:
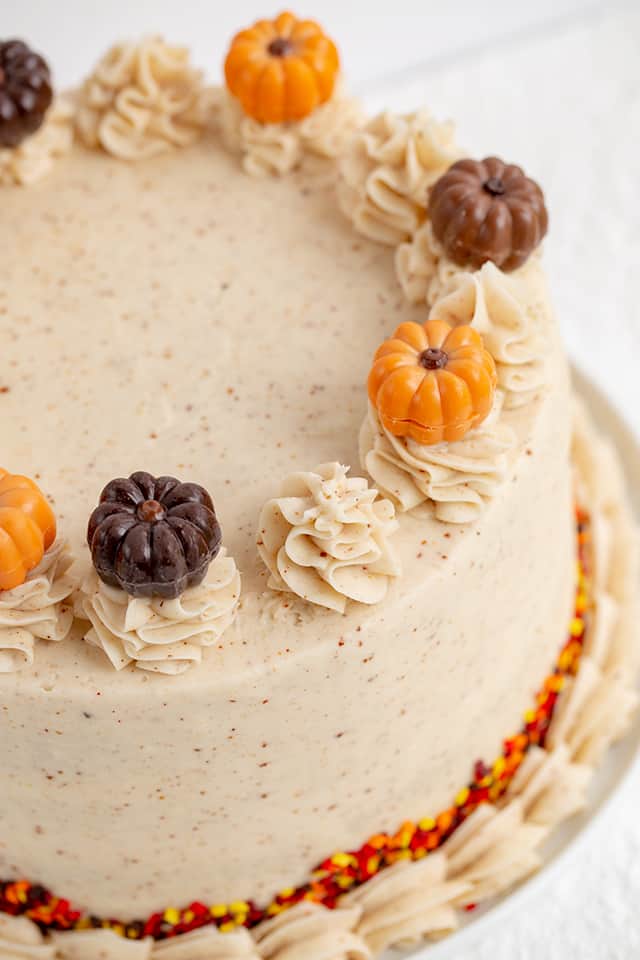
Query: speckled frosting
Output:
[[0, 36, 637, 960]]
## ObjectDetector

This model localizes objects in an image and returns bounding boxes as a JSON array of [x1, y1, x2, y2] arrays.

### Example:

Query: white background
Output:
[[3, 1, 640, 957]]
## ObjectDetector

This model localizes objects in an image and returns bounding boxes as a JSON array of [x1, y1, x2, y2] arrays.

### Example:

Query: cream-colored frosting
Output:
[[430, 261, 546, 408], [0, 99, 73, 187], [51, 929, 152, 959], [343, 854, 466, 955], [360, 394, 515, 523], [0, 914, 55, 959], [220, 88, 364, 178], [337, 110, 462, 245], [0, 131, 631, 928], [442, 800, 546, 903], [253, 903, 369, 960], [152, 927, 259, 959], [78, 549, 240, 674], [546, 399, 640, 764], [507, 743, 591, 827], [0, 541, 76, 673], [257, 462, 400, 613], [395, 221, 466, 308], [75, 38, 212, 159]]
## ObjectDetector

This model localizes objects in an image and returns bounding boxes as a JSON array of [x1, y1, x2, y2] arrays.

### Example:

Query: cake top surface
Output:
[[0, 22, 557, 688], [2, 142, 422, 585]]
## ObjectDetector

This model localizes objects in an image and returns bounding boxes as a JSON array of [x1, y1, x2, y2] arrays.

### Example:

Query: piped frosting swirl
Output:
[[0, 540, 76, 673], [429, 261, 546, 408], [0, 98, 74, 186], [337, 110, 462, 245], [78, 549, 241, 674], [395, 221, 467, 307], [257, 462, 401, 613], [220, 88, 364, 177], [360, 393, 515, 523], [75, 37, 213, 159]]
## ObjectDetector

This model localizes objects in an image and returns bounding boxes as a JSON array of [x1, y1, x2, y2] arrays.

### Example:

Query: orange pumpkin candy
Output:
[[368, 320, 497, 446], [224, 11, 340, 124], [0, 468, 56, 591]]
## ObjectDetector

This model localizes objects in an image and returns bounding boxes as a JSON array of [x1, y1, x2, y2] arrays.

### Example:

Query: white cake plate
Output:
[[382, 366, 640, 960]]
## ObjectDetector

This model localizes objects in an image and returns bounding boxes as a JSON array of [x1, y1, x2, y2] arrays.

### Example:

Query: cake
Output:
[[0, 15, 638, 960]]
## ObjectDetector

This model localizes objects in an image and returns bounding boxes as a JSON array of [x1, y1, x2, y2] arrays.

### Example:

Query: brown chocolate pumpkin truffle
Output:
[[87, 471, 222, 599], [428, 156, 548, 271], [0, 40, 53, 148]]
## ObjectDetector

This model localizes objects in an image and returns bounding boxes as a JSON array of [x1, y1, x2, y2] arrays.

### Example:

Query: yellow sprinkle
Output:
[[570, 617, 584, 637], [493, 756, 506, 776], [163, 908, 180, 926], [419, 817, 436, 831], [337, 875, 355, 889], [393, 849, 411, 862], [267, 903, 282, 916], [455, 787, 470, 807], [182, 910, 194, 924], [211, 904, 228, 919], [230, 900, 249, 914], [219, 921, 236, 933], [524, 709, 535, 724], [332, 852, 353, 868], [275, 888, 295, 900]]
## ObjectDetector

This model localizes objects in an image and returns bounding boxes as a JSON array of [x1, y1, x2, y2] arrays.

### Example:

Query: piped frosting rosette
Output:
[[79, 471, 241, 674], [362, 316, 514, 523], [337, 110, 463, 245], [394, 221, 467, 309], [79, 548, 240, 675], [0, 97, 74, 187], [360, 393, 515, 523], [220, 87, 363, 178], [257, 462, 401, 614], [75, 37, 214, 160], [0, 468, 75, 671], [221, 12, 362, 177], [429, 261, 546, 409], [0, 540, 76, 672]]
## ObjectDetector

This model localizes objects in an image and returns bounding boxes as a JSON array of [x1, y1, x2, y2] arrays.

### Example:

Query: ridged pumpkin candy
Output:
[[87, 471, 222, 600], [368, 320, 497, 445], [224, 11, 340, 124], [428, 157, 548, 271], [0, 468, 57, 591]]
